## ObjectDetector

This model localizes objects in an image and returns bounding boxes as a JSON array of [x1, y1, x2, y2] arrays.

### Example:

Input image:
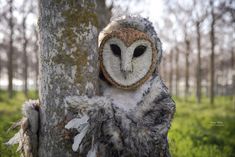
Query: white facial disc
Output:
[[102, 38, 152, 86]]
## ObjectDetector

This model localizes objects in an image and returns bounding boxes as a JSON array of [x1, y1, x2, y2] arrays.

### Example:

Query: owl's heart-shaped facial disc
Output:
[[99, 28, 157, 90]]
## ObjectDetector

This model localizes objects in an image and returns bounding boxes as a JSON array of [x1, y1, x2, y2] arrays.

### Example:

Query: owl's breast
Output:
[[103, 79, 151, 112]]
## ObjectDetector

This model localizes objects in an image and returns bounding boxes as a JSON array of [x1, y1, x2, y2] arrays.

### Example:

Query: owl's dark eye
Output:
[[133, 45, 146, 58], [110, 44, 121, 57]]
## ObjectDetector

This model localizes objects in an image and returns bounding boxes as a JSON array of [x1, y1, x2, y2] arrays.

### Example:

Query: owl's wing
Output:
[[65, 96, 123, 156], [143, 81, 175, 135], [6, 100, 40, 157], [122, 77, 176, 157], [134, 76, 175, 133]]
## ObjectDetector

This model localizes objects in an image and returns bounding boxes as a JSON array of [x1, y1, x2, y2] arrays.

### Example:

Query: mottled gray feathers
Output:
[[66, 76, 175, 157], [6, 100, 40, 157]]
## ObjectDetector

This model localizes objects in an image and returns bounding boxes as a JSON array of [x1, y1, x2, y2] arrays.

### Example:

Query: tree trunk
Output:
[[233, 75, 235, 96], [0, 55, 1, 85], [185, 40, 190, 100], [8, 0, 14, 98], [159, 58, 166, 82], [231, 46, 234, 70], [96, 0, 112, 31], [232, 46, 235, 95], [34, 34, 39, 95], [169, 50, 173, 94], [175, 47, 179, 97], [38, 0, 99, 156], [162, 58, 167, 82], [22, 17, 28, 97], [210, 0, 215, 105], [196, 21, 202, 103], [34, 27, 39, 93]]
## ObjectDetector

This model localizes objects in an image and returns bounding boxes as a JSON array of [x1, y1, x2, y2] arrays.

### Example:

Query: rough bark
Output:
[[38, 0, 99, 156], [8, 0, 14, 98], [196, 21, 202, 103]]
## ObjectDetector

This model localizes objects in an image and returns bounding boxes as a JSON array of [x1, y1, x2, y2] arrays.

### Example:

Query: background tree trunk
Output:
[[185, 39, 190, 100], [22, 16, 28, 97], [0, 55, 1, 84], [34, 26, 39, 93], [231, 47, 234, 69], [175, 47, 179, 97], [210, 0, 215, 105], [159, 57, 166, 82], [96, 0, 112, 31], [38, 0, 99, 156], [8, 0, 14, 98], [196, 21, 202, 103], [169, 50, 173, 94]]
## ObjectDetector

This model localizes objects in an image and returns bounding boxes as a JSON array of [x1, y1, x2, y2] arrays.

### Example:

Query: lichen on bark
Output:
[[52, 51, 90, 87], [38, 0, 99, 156]]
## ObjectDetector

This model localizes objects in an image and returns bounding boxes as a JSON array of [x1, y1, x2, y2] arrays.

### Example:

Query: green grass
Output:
[[0, 90, 38, 157], [0, 90, 234, 157], [169, 96, 235, 157]]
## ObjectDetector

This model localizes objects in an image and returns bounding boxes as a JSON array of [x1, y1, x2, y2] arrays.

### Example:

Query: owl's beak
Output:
[[122, 71, 128, 79], [121, 50, 133, 79], [121, 63, 133, 79]]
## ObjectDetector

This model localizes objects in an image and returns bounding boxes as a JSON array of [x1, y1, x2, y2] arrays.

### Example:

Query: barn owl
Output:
[[65, 15, 176, 157], [7, 15, 175, 157]]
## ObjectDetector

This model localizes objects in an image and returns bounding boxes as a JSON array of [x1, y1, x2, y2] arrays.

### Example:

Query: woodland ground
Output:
[[0, 90, 234, 157]]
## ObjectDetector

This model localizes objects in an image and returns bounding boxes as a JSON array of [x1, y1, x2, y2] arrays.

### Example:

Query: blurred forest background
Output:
[[0, 0, 234, 157]]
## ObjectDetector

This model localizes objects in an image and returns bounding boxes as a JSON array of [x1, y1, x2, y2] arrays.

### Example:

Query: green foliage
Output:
[[169, 96, 235, 157], [0, 90, 38, 157], [0, 90, 234, 157]]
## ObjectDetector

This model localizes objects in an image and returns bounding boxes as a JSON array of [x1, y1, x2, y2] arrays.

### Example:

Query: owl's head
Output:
[[99, 15, 162, 90]]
